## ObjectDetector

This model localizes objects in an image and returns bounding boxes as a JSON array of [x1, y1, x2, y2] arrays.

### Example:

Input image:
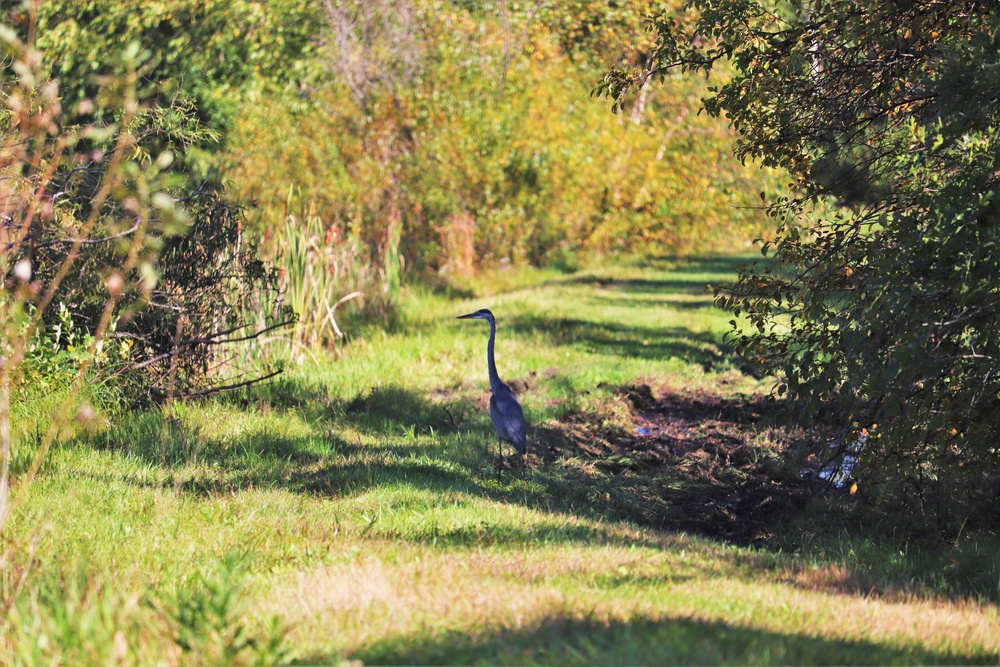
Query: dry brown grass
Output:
[[261, 535, 1000, 660]]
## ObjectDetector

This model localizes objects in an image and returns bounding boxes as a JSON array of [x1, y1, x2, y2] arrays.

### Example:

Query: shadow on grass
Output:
[[64, 253, 999, 602], [641, 254, 761, 274], [565, 275, 719, 296], [375, 518, 669, 550], [80, 373, 762, 554], [489, 254, 756, 367], [506, 314, 724, 367], [328, 613, 983, 666], [78, 377, 678, 550], [587, 294, 722, 311], [77, 376, 809, 560], [83, 395, 477, 494], [207, 375, 478, 437], [66, 359, 1000, 605], [557, 254, 755, 295]]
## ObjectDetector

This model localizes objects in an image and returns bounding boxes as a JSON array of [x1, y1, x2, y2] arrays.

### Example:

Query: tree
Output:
[[599, 2, 1000, 530]]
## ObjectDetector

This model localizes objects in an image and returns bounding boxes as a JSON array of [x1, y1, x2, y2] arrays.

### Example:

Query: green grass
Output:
[[2, 255, 999, 665]]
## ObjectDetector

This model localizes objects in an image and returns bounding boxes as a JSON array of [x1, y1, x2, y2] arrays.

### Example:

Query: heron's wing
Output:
[[490, 385, 527, 453]]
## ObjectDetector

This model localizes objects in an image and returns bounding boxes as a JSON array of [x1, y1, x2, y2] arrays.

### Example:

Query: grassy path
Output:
[[3, 256, 999, 664]]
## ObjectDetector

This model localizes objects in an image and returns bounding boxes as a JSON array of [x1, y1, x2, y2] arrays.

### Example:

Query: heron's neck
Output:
[[486, 316, 502, 390]]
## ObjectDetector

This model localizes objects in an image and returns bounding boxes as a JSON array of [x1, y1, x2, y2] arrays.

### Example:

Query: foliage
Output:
[[22, 0, 322, 143], [17, 303, 123, 393], [224, 0, 776, 293], [538, 0, 665, 70], [167, 553, 290, 665], [600, 2, 1000, 529], [2, 7, 292, 396]]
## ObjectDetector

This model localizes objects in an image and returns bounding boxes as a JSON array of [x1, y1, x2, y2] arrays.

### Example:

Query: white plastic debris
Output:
[[818, 431, 867, 488]]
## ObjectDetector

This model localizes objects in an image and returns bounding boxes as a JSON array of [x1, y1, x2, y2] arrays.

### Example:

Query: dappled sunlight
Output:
[[7, 255, 1000, 664]]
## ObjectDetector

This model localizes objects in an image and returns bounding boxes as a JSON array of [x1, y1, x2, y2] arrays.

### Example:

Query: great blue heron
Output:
[[457, 308, 527, 473]]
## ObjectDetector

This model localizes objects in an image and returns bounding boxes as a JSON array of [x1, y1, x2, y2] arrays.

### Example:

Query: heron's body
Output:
[[490, 383, 527, 454], [458, 309, 527, 466]]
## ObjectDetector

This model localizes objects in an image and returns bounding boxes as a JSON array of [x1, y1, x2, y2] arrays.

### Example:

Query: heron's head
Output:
[[457, 308, 494, 321]]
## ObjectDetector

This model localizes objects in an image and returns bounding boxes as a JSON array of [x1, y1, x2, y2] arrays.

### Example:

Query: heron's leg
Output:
[[494, 435, 504, 474]]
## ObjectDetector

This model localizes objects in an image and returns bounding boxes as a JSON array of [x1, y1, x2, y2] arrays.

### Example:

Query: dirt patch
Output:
[[507, 368, 558, 396], [535, 385, 829, 545]]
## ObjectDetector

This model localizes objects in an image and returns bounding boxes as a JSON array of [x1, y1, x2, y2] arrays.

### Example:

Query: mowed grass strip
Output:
[[3, 256, 999, 664], [274, 541, 999, 664]]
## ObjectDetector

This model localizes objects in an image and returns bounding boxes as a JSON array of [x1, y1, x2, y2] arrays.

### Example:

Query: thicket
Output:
[[223, 0, 777, 344], [3, 0, 303, 401], [602, 1, 1000, 532]]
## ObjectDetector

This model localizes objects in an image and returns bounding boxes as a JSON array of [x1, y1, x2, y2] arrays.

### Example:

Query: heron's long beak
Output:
[[456, 312, 478, 320]]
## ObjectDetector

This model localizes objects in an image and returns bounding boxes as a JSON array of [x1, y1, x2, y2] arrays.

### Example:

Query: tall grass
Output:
[[1, 554, 289, 665], [273, 197, 394, 351]]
